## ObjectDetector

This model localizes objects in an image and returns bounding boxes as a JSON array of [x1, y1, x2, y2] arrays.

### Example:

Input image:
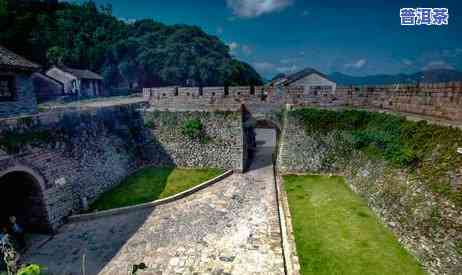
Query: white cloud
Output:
[[252, 61, 276, 72], [344, 59, 367, 69], [228, 42, 253, 56], [402, 59, 414, 66], [228, 42, 239, 52], [242, 45, 253, 55], [276, 65, 298, 73], [280, 57, 299, 64], [422, 60, 454, 71], [226, 0, 293, 18], [118, 17, 136, 24]]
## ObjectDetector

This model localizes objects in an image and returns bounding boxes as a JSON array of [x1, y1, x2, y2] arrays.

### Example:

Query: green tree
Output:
[[0, 0, 7, 19], [0, 1, 263, 88], [46, 46, 66, 65]]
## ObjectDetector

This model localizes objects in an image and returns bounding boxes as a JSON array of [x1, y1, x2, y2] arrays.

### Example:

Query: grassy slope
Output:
[[90, 167, 224, 211], [283, 175, 425, 275]]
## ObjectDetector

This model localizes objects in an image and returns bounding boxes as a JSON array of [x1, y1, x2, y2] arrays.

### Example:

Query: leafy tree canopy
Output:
[[0, 0, 262, 88]]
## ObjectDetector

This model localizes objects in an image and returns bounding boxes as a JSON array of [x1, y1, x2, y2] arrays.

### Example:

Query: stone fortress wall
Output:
[[143, 81, 462, 121], [0, 104, 244, 230], [277, 111, 462, 275]]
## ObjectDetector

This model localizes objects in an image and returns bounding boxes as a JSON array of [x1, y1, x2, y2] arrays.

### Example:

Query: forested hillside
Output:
[[0, 0, 262, 88]]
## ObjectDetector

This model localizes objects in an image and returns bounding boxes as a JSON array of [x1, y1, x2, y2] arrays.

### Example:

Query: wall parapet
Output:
[[144, 81, 462, 120]]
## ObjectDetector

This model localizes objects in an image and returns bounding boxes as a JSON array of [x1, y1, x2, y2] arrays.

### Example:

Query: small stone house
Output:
[[274, 68, 337, 94], [45, 66, 104, 98], [0, 45, 40, 118]]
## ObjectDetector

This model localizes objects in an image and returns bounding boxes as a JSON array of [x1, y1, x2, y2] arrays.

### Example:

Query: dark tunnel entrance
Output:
[[0, 171, 51, 234], [244, 116, 281, 171]]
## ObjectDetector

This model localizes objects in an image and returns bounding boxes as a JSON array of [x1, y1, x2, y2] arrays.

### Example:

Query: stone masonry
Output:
[[277, 110, 462, 275], [0, 104, 245, 230], [144, 81, 462, 121], [23, 137, 284, 275]]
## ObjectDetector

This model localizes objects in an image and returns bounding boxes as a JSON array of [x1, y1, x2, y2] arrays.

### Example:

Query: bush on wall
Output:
[[181, 119, 209, 143], [17, 264, 42, 275]]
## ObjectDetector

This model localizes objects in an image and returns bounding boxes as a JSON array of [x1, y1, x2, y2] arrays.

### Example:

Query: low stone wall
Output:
[[67, 170, 234, 222], [0, 104, 245, 230], [278, 110, 462, 275], [142, 109, 245, 172]]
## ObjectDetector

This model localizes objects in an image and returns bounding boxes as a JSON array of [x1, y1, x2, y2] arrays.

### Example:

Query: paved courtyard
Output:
[[23, 130, 284, 275]]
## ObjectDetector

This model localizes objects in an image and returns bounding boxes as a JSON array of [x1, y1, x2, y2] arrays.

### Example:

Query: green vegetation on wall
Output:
[[17, 264, 43, 275], [0, 128, 59, 154], [290, 108, 462, 206], [182, 119, 204, 139]]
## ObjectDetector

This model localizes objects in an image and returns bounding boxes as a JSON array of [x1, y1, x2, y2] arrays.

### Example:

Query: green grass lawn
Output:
[[283, 175, 425, 275], [90, 167, 224, 211]]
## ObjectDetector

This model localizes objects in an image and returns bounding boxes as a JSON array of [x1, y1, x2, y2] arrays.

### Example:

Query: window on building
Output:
[[0, 76, 16, 101]]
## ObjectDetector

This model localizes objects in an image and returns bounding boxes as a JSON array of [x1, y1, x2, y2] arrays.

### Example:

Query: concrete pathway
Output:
[[23, 130, 284, 275]]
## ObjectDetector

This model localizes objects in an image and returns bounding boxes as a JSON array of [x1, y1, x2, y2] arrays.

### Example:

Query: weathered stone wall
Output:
[[335, 82, 462, 121], [278, 110, 462, 275], [142, 109, 245, 172], [0, 105, 145, 230], [0, 72, 37, 118], [0, 104, 245, 230], [144, 81, 462, 121]]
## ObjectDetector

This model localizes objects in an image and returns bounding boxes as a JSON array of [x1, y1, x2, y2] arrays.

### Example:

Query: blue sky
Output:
[[70, 0, 462, 79]]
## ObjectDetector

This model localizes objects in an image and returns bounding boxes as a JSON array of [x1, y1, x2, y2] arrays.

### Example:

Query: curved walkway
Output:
[[23, 141, 284, 274]]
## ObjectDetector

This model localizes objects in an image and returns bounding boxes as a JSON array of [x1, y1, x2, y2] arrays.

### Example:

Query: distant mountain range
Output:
[[328, 69, 462, 86]]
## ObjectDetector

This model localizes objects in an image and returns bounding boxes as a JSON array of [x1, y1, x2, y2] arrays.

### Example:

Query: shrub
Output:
[[17, 264, 42, 275], [181, 119, 204, 140], [0, 129, 54, 154], [144, 119, 156, 129]]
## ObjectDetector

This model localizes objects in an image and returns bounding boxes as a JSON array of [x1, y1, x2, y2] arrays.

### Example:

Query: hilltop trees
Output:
[[0, 0, 262, 89]]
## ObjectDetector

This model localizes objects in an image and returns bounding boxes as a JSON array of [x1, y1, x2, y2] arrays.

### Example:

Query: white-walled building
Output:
[[272, 68, 337, 94], [45, 66, 103, 97]]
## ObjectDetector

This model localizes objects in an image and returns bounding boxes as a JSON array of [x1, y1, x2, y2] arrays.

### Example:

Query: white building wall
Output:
[[290, 73, 337, 93], [46, 68, 79, 95]]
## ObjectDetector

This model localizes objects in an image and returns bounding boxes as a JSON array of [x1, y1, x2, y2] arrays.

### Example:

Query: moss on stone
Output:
[[290, 108, 462, 207]]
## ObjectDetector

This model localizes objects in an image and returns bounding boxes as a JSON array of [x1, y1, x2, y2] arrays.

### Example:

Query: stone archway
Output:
[[0, 166, 51, 233]]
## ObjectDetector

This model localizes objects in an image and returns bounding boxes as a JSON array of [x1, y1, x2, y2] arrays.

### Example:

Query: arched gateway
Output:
[[0, 166, 52, 233]]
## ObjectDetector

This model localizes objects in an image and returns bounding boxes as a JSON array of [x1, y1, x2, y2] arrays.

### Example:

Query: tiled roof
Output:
[[0, 45, 41, 71], [58, 66, 103, 80], [282, 67, 334, 85]]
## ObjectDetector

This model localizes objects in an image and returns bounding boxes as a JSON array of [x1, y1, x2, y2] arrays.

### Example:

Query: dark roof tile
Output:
[[0, 45, 41, 71], [283, 67, 334, 85]]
